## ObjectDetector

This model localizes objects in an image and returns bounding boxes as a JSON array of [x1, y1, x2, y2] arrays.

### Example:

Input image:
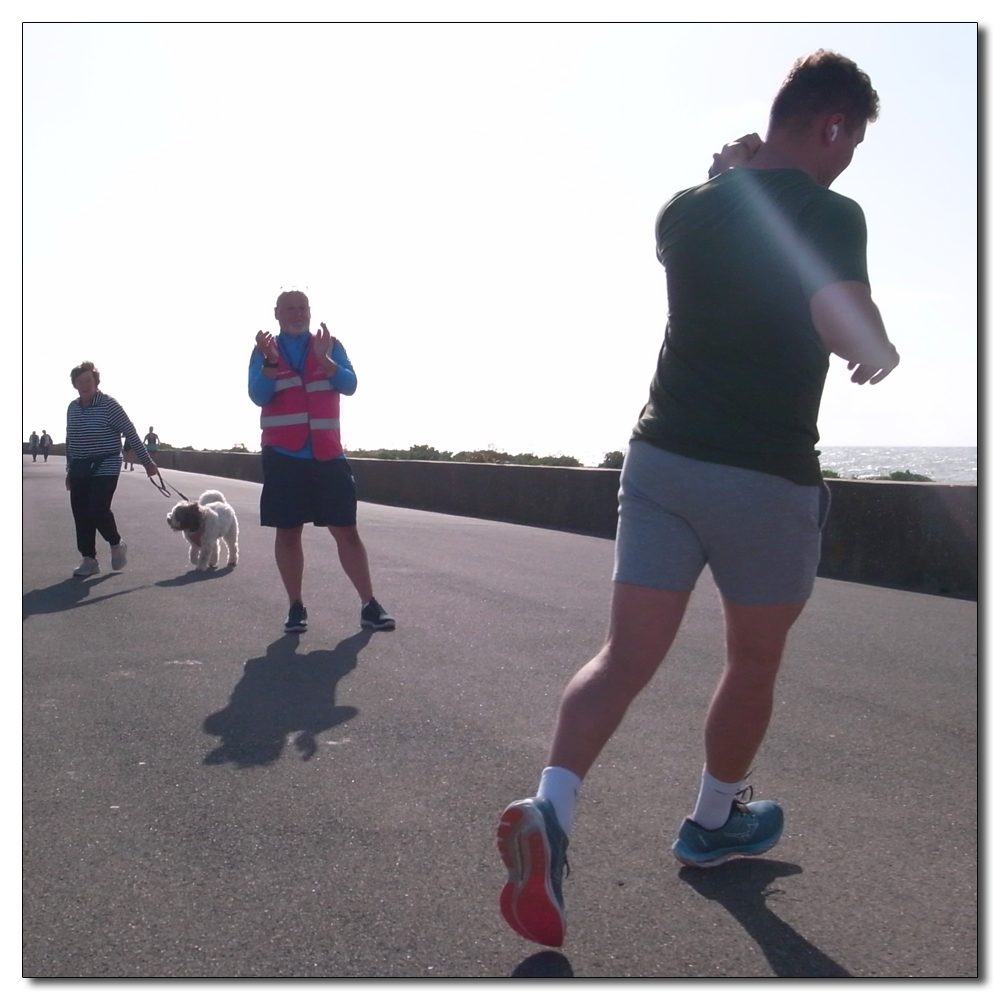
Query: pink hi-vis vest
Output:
[[259, 337, 343, 459]]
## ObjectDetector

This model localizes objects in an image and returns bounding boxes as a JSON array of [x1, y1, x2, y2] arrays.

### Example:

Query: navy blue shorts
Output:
[[259, 448, 358, 529]]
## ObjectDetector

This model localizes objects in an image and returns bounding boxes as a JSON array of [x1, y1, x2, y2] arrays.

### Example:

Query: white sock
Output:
[[690, 766, 744, 831], [536, 766, 582, 837]]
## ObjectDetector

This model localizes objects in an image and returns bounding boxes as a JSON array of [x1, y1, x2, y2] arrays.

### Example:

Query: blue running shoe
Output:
[[672, 799, 784, 868], [496, 797, 569, 948]]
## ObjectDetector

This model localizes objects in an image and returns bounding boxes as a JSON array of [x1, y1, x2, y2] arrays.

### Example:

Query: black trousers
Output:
[[69, 475, 121, 557]]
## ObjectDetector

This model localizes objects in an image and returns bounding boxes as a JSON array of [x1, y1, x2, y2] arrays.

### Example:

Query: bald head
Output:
[[274, 291, 311, 334]]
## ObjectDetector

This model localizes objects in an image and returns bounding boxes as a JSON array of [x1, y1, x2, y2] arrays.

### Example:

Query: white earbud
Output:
[[831, 124, 840, 141]]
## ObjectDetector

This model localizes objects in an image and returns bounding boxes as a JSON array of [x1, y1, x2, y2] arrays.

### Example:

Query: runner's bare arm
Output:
[[810, 280, 900, 385]]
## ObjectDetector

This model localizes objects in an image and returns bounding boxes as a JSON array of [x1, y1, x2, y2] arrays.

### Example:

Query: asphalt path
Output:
[[22, 457, 978, 979]]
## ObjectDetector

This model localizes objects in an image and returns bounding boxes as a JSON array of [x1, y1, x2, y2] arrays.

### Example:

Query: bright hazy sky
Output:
[[22, 15, 978, 467]]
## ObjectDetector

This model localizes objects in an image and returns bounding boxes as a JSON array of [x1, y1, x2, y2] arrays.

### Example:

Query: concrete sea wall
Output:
[[36, 446, 977, 600], [341, 459, 977, 600], [816, 478, 977, 599]]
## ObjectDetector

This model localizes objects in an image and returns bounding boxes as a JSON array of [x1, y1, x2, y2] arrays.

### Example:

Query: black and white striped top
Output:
[[65, 391, 151, 476]]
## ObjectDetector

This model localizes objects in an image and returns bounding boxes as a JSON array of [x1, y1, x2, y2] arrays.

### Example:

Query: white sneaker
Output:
[[73, 557, 100, 577], [111, 542, 128, 571]]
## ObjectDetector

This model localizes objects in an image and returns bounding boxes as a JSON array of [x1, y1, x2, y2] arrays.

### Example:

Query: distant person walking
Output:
[[143, 427, 160, 453], [122, 444, 136, 471], [496, 50, 900, 949], [28, 431, 40, 462], [39, 431, 52, 462], [249, 289, 395, 634], [65, 361, 159, 577]]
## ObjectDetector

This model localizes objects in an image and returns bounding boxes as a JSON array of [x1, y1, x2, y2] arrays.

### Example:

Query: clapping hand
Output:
[[255, 330, 280, 364], [312, 322, 337, 361]]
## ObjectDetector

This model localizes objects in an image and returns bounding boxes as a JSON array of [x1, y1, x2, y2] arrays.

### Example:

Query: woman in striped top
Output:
[[65, 361, 159, 577]]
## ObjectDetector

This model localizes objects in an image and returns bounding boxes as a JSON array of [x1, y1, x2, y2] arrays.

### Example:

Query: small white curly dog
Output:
[[166, 490, 239, 572]]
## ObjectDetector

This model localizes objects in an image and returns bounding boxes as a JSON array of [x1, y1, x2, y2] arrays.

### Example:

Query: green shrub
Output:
[[881, 469, 933, 482], [349, 445, 582, 466]]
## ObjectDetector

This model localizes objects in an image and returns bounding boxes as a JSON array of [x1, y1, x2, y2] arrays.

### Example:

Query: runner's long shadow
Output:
[[678, 860, 853, 977], [202, 631, 372, 768], [510, 951, 575, 977], [21, 576, 147, 620]]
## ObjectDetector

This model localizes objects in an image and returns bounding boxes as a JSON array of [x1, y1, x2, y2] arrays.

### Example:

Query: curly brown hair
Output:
[[769, 50, 880, 135], [70, 360, 101, 386]]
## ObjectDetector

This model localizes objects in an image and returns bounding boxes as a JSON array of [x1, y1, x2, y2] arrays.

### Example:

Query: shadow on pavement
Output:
[[155, 565, 237, 587], [202, 630, 373, 768], [22, 576, 147, 620], [510, 951, 575, 977], [678, 860, 853, 977]]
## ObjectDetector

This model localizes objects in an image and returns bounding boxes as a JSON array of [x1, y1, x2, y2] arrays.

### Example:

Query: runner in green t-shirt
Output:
[[634, 163, 873, 485], [496, 50, 899, 950]]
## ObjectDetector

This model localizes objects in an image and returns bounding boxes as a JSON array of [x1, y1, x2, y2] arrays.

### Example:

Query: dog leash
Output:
[[150, 474, 191, 502]]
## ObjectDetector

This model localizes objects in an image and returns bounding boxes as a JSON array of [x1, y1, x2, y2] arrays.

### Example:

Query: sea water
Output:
[[815, 446, 977, 484]]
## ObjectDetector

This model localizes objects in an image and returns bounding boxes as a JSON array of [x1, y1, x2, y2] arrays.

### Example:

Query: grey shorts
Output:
[[613, 441, 830, 605]]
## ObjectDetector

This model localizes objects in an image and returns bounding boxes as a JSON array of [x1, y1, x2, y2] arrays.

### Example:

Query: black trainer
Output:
[[360, 598, 395, 630], [284, 601, 308, 633]]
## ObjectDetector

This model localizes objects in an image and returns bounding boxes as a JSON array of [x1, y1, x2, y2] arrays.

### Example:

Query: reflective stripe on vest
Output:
[[305, 380, 334, 393], [309, 418, 341, 430], [273, 376, 303, 391], [261, 412, 309, 427]]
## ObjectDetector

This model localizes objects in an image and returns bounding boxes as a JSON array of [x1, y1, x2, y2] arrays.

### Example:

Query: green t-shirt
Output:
[[631, 167, 870, 485]]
